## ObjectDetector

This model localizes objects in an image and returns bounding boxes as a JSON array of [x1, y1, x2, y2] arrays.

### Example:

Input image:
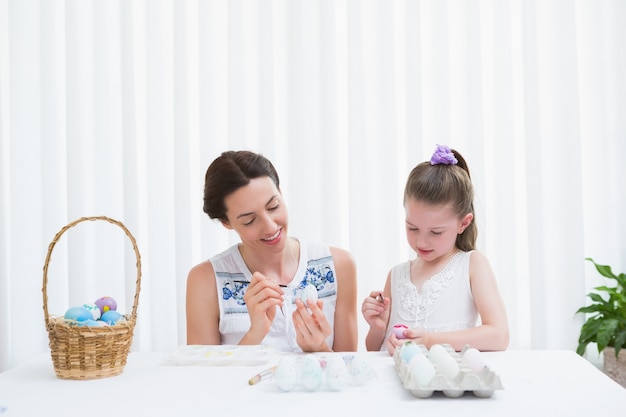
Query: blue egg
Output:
[[400, 342, 421, 363], [64, 306, 93, 324], [100, 310, 123, 325]]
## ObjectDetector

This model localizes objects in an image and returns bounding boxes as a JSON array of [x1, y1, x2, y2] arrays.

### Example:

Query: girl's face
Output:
[[404, 198, 472, 262], [222, 176, 289, 253]]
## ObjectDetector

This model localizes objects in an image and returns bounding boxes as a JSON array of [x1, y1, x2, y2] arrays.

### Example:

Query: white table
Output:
[[0, 349, 624, 416]]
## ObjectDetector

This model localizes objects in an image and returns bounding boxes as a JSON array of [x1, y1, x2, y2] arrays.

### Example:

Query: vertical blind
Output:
[[1, 0, 625, 372]]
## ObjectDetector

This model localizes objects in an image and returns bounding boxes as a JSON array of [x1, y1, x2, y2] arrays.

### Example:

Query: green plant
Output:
[[576, 257, 626, 358]]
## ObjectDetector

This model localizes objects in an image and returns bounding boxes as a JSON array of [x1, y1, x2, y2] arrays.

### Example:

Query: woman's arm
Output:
[[186, 261, 221, 345], [329, 247, 359, 352]]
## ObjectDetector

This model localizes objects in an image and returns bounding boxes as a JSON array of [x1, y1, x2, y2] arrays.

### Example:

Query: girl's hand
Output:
[[292, 298, 332, 352], [405, 326, 427, 346], [242, 272, 284, 341], [385, 326, 428, 355], [361, 290, 390, 330]]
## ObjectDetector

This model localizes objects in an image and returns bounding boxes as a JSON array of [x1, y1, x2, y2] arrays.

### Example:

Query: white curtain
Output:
[[1, 0, 625, 372]]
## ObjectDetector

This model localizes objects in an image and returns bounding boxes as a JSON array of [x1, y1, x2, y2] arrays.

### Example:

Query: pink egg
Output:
[[461, 347, 486, 373], [392, 324, 408, 339]]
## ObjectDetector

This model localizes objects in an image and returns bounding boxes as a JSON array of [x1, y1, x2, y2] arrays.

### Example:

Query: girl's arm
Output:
[[414, 251, 510, 351], [364, 273, 392, 351]]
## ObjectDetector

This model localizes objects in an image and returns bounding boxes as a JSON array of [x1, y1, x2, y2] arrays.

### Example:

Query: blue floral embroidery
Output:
[[297, 264, 335, 292], [222, 280, 248, 305]]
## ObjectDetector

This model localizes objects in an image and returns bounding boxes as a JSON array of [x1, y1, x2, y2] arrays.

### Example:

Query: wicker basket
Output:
[[42, 216, 142, 380]]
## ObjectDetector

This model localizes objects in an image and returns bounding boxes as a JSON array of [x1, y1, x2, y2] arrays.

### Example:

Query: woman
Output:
[[186, 150, 358, 352]]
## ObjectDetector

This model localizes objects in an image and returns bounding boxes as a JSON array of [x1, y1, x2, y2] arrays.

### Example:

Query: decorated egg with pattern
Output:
[[81, 303, 101, 320], [300, 355, 323, 391], [392, 324, 408, 339], [64, 306, 93, 324], [274, 356, 298, 392], [324, 354, 350, 391], [300, 284, 318, 304], [94, 296, 117, 314], [348, 354, 372, 386]]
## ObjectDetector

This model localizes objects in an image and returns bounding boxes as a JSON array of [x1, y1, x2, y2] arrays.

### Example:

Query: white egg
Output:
[[437, 354, 460, 379], [274, 356, 298, 392], [408, 353, 436, 386], [461, 347, 486, 373], [428, 344, 448, 363], [300, 355, 323, 391], [300, 284, 318, 304], [324, 354, 349, 391], [429, 344, 460, 379]]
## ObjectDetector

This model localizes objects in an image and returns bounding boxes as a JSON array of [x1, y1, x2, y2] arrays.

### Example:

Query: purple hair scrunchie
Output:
[[430, 144, 458, 165]]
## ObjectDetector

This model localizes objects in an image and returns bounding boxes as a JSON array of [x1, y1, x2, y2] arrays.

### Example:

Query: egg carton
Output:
[[394, 343, 503, 398]]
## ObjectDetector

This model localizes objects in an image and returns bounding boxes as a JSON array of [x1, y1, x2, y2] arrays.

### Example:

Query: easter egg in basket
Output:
[[81, 303, 101, 320], [94, 296, 117, 314], [64, 306, 93, 324], [101, 310, 124, 325]]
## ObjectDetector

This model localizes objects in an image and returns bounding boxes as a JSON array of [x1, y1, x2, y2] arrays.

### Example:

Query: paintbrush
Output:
[[248, 366, 277, 385]]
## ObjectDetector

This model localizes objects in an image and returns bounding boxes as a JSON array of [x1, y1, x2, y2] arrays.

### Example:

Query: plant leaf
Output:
[[596, 319, 619, 352], [586, 257, 617, 279]]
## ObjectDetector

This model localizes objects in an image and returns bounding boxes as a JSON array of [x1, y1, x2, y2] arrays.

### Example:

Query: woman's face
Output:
[[404, 198, 472, 261], [223, 176, 289, 253]]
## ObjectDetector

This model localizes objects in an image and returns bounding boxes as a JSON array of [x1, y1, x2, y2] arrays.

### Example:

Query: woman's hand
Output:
[[241, 272, 284, 343], [292, 298, 332, 352]]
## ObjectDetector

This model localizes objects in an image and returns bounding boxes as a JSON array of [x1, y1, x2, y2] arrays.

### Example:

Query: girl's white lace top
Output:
[[383, 250, 479, 350]]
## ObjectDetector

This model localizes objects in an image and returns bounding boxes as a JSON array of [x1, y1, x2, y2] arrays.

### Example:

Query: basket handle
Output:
[[42, 216, 142, 325]]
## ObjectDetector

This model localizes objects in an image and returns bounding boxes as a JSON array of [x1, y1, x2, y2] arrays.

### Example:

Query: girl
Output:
[[362, 145, 509, 354], [186, 150, 358, 352]]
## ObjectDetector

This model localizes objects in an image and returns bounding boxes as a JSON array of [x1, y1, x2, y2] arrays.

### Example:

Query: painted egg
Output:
[[300, 284, 318, 304], [274, 356, 298, 392], [348, 354, 372, 386], [64, 306, 93, 324], [100, 310, 123, 325], [300, 355, 323, 391], [324, 354, 349, 391], [94, 296, 117, 314], [400, 341, 422, 363], [408, 352, 436, 386], [392, 324, 408, 339], [81, 303, 101, 320]]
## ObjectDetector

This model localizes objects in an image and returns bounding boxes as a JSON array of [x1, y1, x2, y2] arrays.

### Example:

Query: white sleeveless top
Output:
[[209, 240, 337, 352], [383, 250, 478, 350]]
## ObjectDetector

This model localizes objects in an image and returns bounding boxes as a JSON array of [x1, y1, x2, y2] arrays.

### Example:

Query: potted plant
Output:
[[576, 257, 626, 387]]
